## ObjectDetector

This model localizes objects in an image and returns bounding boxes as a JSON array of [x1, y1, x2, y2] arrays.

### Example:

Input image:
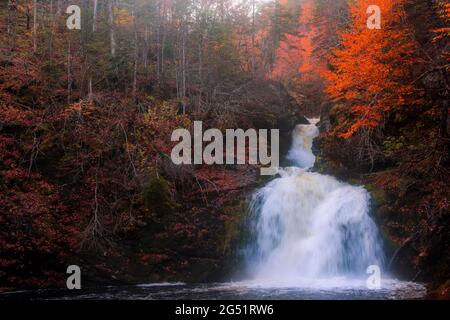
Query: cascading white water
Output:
[[286, 119, 320, 168], [247, 119, 385, 284]]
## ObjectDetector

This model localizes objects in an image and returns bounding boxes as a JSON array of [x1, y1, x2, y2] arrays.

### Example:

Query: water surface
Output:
[[0, 280, 426, 300]]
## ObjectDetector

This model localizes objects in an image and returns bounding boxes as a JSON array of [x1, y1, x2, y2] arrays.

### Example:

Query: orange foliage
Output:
[[272, 0, 325, 82], [433, 1, 450, 40], [324, 0, 419, 138], [114, 8, 135, 26], [271, 32, 304, 80], [433, 1, 450, 64]]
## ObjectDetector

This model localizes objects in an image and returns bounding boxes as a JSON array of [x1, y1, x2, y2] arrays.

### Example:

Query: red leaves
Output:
[[325, 0, 418, 138], [141, 253, 169, 264], [272, 0, 325, 83], [195, 166, 254, 193], [0, 106, 36, 127], [0, 104, 75, 288], [61, 100, 96, 120]]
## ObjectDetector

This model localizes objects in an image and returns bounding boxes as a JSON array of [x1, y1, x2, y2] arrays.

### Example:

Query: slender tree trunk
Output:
[[108, 0, 116, 56], [85, 0, 97, 102], [26, 6, 30, 30], [40, 0, 44, 35], [7, 0, 12, 35], [56, 0, 63, 32], [160, 1, 166, 81], [67, 40, 72, 104], [132, 0, 138, 100], [175, 55, 179, 101], [143, 25, 147, 69], [88, 77, 93, 102], [56, 0, 62, 16], [33, 0, 37, 53], [156, 0, 160, 83], [161, 33, 165, 79], [156, 22, 160, 83], [93, 0, 98, 32], [7, 0, 17, 54], [182, 24, 187, 114], [49, 0, 54, 60], [251, 0, 256, 77], [198, 39, 203, 108]]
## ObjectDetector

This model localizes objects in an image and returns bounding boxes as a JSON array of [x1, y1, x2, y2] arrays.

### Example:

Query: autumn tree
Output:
[[325, 0, 418, 139], [270, 0, 347, 114]]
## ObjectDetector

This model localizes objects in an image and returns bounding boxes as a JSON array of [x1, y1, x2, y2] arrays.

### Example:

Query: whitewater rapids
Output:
[[247, 119, 386, 284]]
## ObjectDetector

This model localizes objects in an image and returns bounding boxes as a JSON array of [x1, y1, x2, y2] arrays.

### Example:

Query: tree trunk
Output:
[[88, 77, 93, 102], [156, 1, 161, 84], [132, 0, 138, 100], [160, 1, 166, 82], [7, 0, 17, 52], [67, 40, 72, 104], [143, 24, 148, 71], [182, 25, 186, 114], [108, 0, 116, 56], [7, 0, 12, 35], [26, 5, 30, 30], [33, 0, 37, 52], [93, 0, 98, 32], [198, 40, 202, 108], [251, 0, 256, 77], [49, 0, 54, 60]]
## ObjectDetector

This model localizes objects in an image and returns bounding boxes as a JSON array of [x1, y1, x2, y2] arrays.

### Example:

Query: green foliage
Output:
[[220, 199, 248, 255], [143, 173, 177, 219], [382, 136, 407, 157]]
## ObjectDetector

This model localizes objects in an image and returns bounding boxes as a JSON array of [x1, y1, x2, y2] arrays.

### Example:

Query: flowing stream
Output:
[[0, 119, 427, 300], [247, 119, 385, 283]]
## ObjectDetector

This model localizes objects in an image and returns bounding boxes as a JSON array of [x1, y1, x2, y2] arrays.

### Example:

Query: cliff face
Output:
[[314, 103, 450, 298]]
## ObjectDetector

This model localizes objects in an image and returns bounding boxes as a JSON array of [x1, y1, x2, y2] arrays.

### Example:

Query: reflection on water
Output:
[[0, 280, 426, 300]]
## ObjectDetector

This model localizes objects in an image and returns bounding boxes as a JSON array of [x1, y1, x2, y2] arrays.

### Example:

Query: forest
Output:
[[0, 0, 448, 299]]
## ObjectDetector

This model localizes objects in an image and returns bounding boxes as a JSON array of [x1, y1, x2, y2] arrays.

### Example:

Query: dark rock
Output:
[[225, 79, 309, 156]]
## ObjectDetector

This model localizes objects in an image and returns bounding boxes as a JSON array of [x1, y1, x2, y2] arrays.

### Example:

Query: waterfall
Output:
[[247, 119, 385, 284], [286, 119, 319, 169]]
